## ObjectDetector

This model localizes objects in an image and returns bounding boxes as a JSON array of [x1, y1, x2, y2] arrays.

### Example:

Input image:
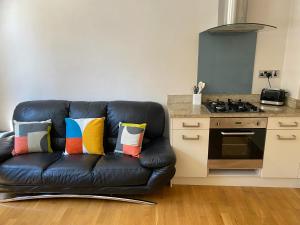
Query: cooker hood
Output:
[[207, 0, 276, 33]]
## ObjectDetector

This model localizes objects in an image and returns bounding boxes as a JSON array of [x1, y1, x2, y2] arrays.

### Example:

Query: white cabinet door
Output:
[[172, 129, 209, 177], [262, 130, 300, 178]]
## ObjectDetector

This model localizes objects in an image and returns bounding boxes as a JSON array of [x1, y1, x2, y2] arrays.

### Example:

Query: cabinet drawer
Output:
[[262, 130, 300, 178], [172, 118, 210, 130], [172, 130, 209, 177], [268, 117, 300, 130]]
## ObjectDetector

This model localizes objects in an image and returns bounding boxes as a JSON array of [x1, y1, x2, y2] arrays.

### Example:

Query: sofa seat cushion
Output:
[[43, 155, 100, 186], [92, 153, 151, 187], [0, 152, 61, 185]]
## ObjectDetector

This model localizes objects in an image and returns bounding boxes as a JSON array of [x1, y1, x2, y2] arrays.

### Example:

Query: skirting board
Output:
[[172, 177, 300, 188]]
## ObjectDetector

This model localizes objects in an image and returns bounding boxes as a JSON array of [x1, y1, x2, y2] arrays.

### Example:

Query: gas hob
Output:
[[205, 99, 263, 113]]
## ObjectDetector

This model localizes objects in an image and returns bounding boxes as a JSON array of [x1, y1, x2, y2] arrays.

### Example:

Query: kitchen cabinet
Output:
[[171, 118, 209, 177], [267, 117, 300, 130], [262, 117, 300, 178], [172, 118, 210, 130]]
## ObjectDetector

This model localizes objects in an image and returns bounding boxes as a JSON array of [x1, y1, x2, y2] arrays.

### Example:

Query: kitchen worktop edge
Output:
[[168, 103, 300, 118]]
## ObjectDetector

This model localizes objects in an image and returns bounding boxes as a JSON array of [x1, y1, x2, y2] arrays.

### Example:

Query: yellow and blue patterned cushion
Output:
[[115, 122, 146, 158], [65, 117, 105, 155]]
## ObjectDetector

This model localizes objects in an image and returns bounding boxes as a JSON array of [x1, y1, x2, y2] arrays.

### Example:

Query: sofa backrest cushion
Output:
[[13, 100, 69, 151], [69, 101, 107, 119], [12, 100, 165, 152], [107, 101, 165, 139]]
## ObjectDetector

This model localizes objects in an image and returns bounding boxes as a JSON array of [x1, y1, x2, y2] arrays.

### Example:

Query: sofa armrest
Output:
[[0, 131, 14, 138], [139, 137, 176, 169], [0, 133, 14, 163]]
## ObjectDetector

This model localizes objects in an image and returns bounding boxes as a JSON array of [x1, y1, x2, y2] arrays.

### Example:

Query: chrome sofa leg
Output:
[[0, 193, 156, 205]]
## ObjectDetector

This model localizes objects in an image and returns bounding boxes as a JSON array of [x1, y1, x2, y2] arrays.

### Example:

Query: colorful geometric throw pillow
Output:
[[115, 122, 146, 158], [65, 117, 105, 155], [13, 120, 53, 156]]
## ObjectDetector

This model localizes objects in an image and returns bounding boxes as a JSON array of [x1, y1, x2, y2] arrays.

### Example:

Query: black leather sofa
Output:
[[0, 101, 176, 196]]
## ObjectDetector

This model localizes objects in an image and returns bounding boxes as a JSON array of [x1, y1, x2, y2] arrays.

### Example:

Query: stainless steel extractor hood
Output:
[[207, 0, 276, 33]]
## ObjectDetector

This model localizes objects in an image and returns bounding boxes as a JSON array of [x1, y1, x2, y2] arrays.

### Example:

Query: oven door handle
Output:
[[221, 132, 255, 136]]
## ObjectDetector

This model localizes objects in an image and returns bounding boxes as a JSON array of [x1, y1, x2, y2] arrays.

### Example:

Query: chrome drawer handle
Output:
[[277, 135, 296, 140], [221, 132, 255, 136], [278, 121, 298, 127], [182, 135, 200, 140], [182, 122, 200, 128]]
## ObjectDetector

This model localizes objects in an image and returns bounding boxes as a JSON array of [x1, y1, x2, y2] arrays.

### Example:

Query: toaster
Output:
[[260, 88, 286, 106]]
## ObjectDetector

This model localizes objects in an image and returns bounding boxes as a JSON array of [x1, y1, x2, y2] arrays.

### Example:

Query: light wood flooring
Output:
[[0, 185, 300, 225]]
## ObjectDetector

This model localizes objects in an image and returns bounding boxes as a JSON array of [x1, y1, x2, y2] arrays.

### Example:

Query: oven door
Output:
[[208, 128, 266, 169]]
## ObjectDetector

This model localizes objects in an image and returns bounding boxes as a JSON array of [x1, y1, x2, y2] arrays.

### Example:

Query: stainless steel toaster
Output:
[[260, 88, 286, 106]]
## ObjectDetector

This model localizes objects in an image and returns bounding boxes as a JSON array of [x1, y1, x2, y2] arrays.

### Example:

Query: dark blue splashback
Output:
[[197, 32, 257, 94]]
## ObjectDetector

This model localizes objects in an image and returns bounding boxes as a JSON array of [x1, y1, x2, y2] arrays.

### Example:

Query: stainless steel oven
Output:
[[208, 118, 267, 169]]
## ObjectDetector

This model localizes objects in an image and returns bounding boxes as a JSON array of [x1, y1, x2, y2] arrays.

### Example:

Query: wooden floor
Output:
[[1, 185, 300, 225]]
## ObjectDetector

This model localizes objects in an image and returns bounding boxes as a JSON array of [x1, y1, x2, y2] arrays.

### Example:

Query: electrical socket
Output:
[[258, 70, 280, 78]]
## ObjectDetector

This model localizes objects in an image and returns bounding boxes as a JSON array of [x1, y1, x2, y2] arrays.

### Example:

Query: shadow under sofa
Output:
[[0, 100, 176, 197]]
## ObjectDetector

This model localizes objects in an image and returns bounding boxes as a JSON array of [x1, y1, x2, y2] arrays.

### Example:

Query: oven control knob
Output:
[[216, 122, 220, 126], [257, 121, 260, 126]]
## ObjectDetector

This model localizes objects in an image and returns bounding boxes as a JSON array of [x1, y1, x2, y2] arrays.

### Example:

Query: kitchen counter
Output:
[[168, 102, 300, 118], [169, 95, 300, 188]]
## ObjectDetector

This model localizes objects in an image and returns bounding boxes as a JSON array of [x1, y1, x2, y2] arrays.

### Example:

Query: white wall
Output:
[[281, 0, 300, 99], [0, 0, 218, 130], [248, 0, 292, 94], [0, 0, 297, 131]]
